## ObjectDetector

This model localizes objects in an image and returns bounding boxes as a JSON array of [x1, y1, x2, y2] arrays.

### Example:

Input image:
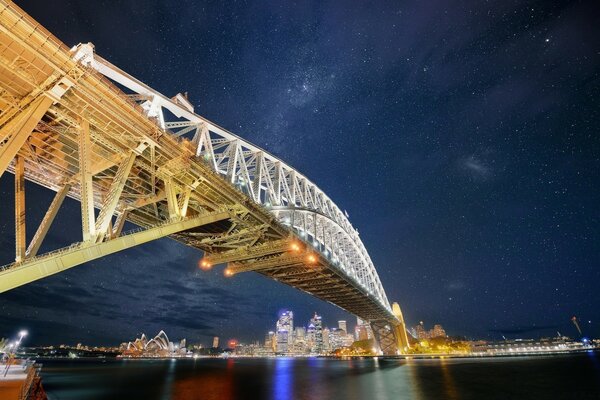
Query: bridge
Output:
[[0, 1, 409, 355]]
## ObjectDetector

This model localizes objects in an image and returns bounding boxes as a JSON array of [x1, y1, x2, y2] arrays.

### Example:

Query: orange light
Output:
[[199, 259, 212, 270], [290, 242, 301, 252], [224, 268, 234, 277], [307, 254, 317, 264]]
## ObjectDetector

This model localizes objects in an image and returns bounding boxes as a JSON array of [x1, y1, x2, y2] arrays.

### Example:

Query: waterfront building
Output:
[[355, 317, 373, 341], [276, 310, 294, 354], [343, 333, 354, 347], [431, 325, 447, 338], [329, 328, 344, 350], [311, 313, 324, 354], [294, 326, 306, 341], [212, 336, 219, 348], [414, 322, 429, 340], [307, 322, 316, 351], [123, 330, 177, 357], [338, 320, 347, 334], [267, 331, 276, 353], [322, 327, 330, 351]]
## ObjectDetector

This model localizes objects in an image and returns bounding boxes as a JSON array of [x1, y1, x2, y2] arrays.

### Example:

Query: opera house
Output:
[[121, 330, 181, 357]]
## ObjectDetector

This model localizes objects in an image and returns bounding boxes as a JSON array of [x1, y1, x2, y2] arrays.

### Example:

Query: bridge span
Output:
[[0, 1, 409, 355]]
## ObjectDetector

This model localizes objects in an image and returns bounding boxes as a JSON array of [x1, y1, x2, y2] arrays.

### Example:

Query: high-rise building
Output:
[[322, 327, 330, 351], [276, 310, 294, 354], [307, 322, 316, 350], [310, 313, 323, 354], [414, 322, 429, 340], [329, 328, 344, 350], [338, 320, 347, 334], [265, 331, 276, 352], [294, 326, 306, 341], [355, 317, 373, 341], [431, 324, 447, 338], [212, 336, 219, 348]]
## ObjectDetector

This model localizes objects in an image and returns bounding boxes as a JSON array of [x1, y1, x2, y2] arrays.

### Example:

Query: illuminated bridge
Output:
[[0, 1, 409, 355]]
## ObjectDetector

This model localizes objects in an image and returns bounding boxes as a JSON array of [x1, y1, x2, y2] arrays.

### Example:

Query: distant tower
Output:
[[571, 316, 582, 336], [338, 320, 347, 334], [212, 336, 219, 348]]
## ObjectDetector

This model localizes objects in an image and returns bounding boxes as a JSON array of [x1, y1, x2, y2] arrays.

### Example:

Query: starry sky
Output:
[[1, 0, 598, 346]]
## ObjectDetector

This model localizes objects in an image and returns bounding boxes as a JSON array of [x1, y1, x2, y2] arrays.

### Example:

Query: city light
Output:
[[199, 259, 212, 271], [289, 242, 301, 252]]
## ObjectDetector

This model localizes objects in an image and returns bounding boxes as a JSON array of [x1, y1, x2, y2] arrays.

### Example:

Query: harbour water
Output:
[[39, 353, 600, 400]]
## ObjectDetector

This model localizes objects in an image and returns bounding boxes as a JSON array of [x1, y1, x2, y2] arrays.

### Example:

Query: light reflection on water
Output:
[[272, 358, 292, 400], [39, 353, 600, 400]]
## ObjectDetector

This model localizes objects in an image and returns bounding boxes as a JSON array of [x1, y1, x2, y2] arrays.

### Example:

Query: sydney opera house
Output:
[[121, 331, 185, 357]]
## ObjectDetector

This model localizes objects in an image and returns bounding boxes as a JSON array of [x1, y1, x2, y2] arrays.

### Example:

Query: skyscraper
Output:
[[276, 310, 294, 354], [355, 317, 373, 341], [310, 313, 323, 354], [212, 336, 219, 348], [322, 327, 330, 351], [338, 320, 347, 334]]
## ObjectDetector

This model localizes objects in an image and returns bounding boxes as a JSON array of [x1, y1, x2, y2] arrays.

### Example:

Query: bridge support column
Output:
[[78, 118, 96, 241], [371, 320, 400, 356], [370, 302, 411, 356]]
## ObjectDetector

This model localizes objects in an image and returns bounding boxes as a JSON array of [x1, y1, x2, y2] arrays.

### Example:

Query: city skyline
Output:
[[0, 0, 598, 347]]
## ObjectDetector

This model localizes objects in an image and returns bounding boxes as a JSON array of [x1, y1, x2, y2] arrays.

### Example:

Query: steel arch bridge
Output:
[[0, 1, 409, 355]]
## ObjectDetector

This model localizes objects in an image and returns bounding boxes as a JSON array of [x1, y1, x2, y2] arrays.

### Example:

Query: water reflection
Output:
[[38, 353, 600, 400], [272, 358, 292, 400], [439, 358, 458, 400]]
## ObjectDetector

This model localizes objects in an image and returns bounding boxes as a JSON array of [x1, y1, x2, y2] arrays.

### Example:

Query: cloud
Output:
[[459, 155, 492, 181], [446, 281, 466, 291]]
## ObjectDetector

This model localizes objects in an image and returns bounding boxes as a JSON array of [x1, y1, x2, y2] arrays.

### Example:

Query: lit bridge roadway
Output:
[[0, 2, 409, 355]]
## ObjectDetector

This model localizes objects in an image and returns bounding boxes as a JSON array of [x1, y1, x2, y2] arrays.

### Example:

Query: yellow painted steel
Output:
[[0, 211, 230, 293]]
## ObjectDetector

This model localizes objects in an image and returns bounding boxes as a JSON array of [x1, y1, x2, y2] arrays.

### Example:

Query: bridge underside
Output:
[[0, 1, 407, 355]]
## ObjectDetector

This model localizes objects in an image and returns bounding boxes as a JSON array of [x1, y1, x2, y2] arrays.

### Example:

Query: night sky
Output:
[[1, 0, 598, 346]]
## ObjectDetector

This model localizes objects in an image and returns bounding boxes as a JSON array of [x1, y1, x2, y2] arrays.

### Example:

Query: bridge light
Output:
[[199, 259, 212, 270], [290, 242, 301, 252], [224, 268, 234, 277], [307, 254, 317, 264]]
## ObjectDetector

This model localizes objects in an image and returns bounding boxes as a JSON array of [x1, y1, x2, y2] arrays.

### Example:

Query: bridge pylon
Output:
[[370, 301, 410, 356]]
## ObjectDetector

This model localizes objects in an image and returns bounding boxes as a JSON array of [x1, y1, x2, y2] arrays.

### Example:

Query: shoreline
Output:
[[26, 347, 598, 362]]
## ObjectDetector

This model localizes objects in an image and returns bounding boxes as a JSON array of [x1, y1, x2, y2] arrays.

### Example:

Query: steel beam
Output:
[[203, 238, 291, 266], [0, 211, 230, 293], [14, 156, 26, 262], [165, 178, 180, 219], [0, 95, 53, 177], [111, 210, 128, 239], [95, 152, 136, 242], [78, 118, 96, 241], [228, 253, 311, 274], [26, 183, 71, 258]]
